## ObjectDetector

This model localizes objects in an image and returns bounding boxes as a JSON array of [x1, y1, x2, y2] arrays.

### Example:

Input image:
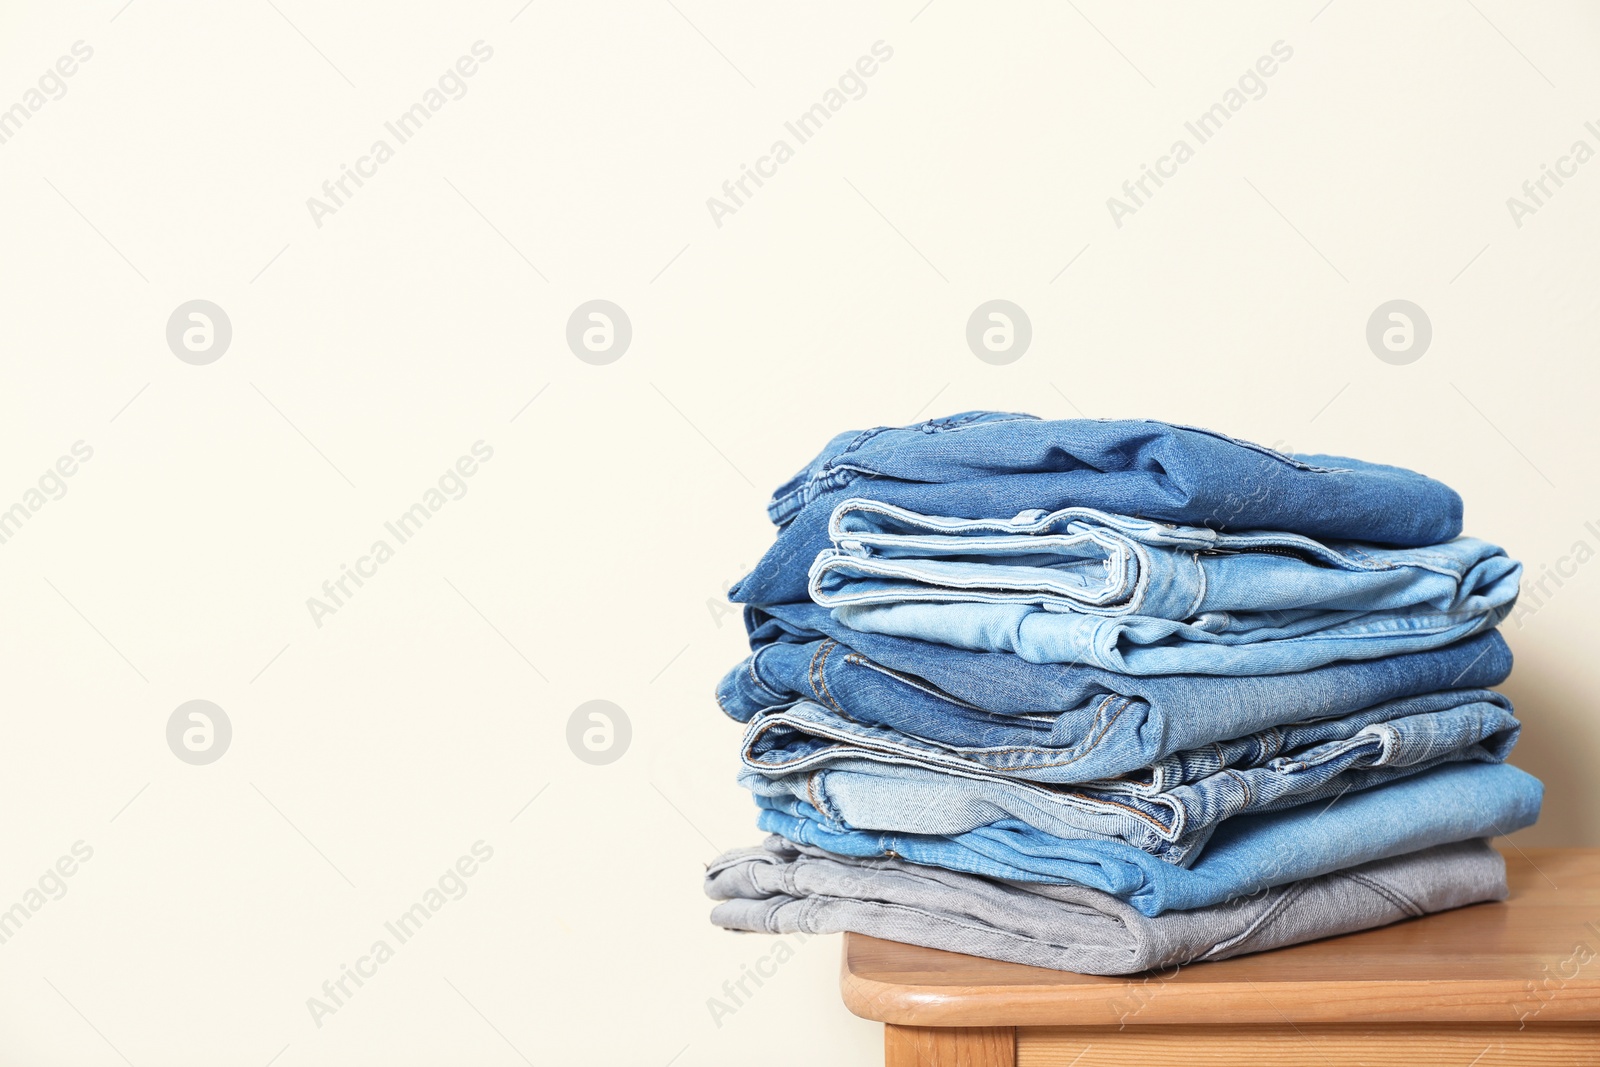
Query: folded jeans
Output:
[[811, 498, 1518, 623], [833, 594, 1514, 675], [705, 835, 1508, 976], [734, 412, 1465, 608], [753, 760, 1543, 915], [739, 692, 1520, 864], [723, 602, 1514, 783]]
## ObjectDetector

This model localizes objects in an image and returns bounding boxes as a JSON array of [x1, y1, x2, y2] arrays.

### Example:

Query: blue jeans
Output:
[[811, 498, 1519, 621], [754, 760, 1543, 915], [722, 601, 1514, 783], [740, 692, 1519, 865], [834, 594, 1515, 675], [733, 412, 1465, 608], [813, 498, 1519, 674]]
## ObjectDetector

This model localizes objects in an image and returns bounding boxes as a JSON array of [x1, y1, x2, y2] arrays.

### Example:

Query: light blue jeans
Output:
[[815, 500, 1520, 675], [833, 598, 1516, 675], [754, 760, 1543, 915], [811, 498, 1519, 621], [741, 692, 1520, 865]]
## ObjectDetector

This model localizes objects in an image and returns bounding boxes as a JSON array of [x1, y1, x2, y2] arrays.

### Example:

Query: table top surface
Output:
[[841, 847, 1600, 1027]]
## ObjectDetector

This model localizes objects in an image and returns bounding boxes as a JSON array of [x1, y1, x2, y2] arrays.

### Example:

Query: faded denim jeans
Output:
[[706, 836, 1508, 975], [809, 499, 1519, 675], [753, 761, 1542, 915], [738, 690, 1520, 864], [722, 601, 1514, 784]]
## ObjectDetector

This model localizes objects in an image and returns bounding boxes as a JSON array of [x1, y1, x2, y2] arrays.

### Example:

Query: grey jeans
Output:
[[704, 835, 1506, 976]]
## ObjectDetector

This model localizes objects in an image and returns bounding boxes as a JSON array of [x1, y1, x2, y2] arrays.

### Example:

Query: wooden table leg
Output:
[[884, 1024, 1015, 1067]]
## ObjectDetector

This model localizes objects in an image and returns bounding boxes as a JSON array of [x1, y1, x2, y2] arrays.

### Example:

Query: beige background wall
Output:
[[0, 1, 1595, 1063]]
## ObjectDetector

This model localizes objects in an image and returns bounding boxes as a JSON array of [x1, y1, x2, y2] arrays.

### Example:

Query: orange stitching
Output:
[[812, 640, 850, 718]]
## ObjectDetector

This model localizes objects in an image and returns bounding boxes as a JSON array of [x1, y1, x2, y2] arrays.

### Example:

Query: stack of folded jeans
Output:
[[705, 412, 1543, 975]]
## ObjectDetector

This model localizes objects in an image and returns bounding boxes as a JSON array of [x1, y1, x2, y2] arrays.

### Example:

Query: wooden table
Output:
[[840, 848, 1600, 1066]]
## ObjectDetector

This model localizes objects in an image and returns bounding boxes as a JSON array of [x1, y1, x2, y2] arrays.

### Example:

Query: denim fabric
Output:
[[733, 412, 1464, 607], [740, 694, 1519, 865], [811, 498, 1519, 623], [720, 601, 1513, 783], [738, 688, 1515, 789], [833, 592, 1514, 675], [706, 836, 1508, 976], [752, 760, 1542, 915]]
